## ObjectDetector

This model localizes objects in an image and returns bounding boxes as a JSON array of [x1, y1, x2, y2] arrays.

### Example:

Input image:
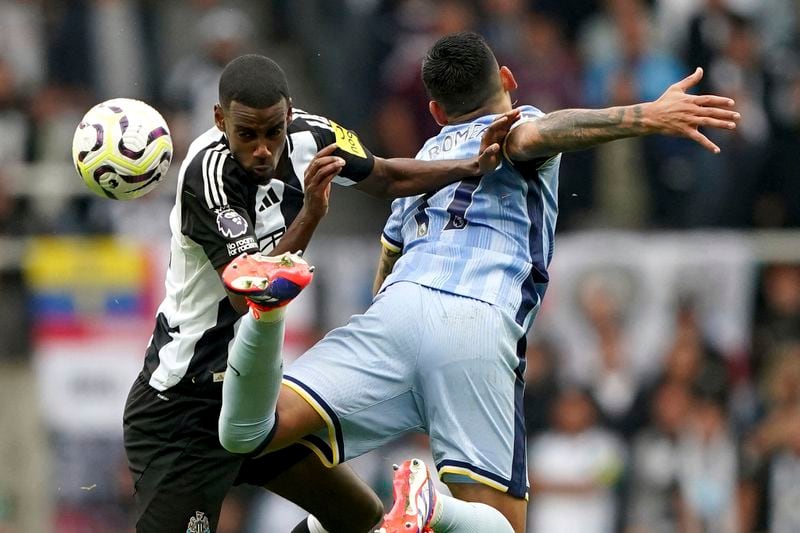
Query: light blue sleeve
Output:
[[380, 198, 405, 252]]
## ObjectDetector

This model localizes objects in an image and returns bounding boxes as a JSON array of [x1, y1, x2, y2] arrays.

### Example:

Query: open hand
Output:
[[303, 143, 343, 219], [649, 67, 740, 153], [477, 108, 522, 173]]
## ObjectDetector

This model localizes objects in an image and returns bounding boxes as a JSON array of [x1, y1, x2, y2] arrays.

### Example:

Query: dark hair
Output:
[[421, 32, 501, 116], [218, 54, 290, 109]]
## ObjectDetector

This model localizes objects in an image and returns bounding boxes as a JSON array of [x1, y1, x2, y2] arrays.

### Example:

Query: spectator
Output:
[[529, 388, 625, 533], [373, 0, 477, 157], [626, 381, 691, 533], [677, 392, 739, 533], [162, 6, 256, 142]]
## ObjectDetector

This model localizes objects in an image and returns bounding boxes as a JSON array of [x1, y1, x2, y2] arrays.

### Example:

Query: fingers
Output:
[[687, 128, 721, 154], [306, 159, 344, 187], [305, 143, 345, 184], [482, 143, 500, 156], [685, 105, 739, 131], [315, 143, 339, 157], [486, 109, 522, 135], [693, 106, 740, 121], [675, 67, 703, 91], [696, 117, 738, 130], [692, 94, 736, 108]]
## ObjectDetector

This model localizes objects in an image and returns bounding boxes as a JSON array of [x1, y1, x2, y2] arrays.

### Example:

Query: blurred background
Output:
[[0, 0, 799, 531]]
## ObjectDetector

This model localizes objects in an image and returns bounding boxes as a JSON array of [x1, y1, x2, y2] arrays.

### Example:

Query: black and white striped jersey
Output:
[[142, 110, 375, 393]]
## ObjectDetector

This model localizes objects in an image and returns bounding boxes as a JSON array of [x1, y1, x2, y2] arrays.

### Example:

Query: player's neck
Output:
[[446, 94, 512, 125]]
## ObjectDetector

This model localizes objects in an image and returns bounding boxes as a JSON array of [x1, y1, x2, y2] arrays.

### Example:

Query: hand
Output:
[[477, 108, 521, 174], [303, 143, 343, 219], [647, 67, 740, 153]]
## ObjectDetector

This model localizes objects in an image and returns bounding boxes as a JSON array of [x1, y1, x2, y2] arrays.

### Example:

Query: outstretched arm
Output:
[[354, 109, 521, 198], [505, 67, 739, 162]]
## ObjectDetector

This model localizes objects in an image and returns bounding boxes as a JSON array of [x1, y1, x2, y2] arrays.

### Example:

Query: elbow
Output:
[[382, 180, 409, 199]]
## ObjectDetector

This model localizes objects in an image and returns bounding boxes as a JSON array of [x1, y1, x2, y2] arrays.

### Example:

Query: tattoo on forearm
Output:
[[531, 105, 648, 153], [633, 105, 644, 129]]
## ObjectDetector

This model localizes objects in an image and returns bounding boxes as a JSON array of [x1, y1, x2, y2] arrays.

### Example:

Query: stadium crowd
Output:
[[0, 0, 799, 531]]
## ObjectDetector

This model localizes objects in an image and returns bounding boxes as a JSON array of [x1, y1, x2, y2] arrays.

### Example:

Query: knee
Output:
[[218, 416, 274, 456]]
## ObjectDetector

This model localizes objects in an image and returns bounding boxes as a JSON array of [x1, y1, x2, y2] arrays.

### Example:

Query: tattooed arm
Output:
[[505, 67, 740, 162], [373, 244, 402, 296]]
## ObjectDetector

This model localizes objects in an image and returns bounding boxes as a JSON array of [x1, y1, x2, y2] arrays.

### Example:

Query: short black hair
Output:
[[421, 32, 501, 116], [218, 54, 290, 109]]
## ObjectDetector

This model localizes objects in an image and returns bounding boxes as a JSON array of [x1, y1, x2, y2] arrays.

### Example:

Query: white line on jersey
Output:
[[293, 109, 333, 131], [202, 143, 230, 208]]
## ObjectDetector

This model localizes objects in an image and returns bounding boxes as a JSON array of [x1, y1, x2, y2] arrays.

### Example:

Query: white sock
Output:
[[430, 493, 514, 533], [218, 311, 285, 454]]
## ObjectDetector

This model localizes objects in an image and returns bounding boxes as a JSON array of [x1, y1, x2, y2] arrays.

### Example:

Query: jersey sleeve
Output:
[[180, 151, 259, 269], [502, 104, 556, 169], [380, 199, 405, 252], [290, 110, 376, 186]]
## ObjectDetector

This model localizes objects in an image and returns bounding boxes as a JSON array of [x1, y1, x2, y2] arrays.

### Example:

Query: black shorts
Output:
[[123, 373, 311, 533]]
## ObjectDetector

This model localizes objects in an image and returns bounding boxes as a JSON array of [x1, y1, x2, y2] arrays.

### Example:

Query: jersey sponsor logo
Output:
[[186, 511, 211, 533], [215, 208, 248, 238], [329, 120, 367, 158], [226, 236, 257, 257]]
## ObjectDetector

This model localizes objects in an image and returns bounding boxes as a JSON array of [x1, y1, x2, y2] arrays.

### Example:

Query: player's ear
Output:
[[429, 100, 448, 126], [499, 66, 518, 93], [285, 97, 293, 124], [214, 104, 225, 132]]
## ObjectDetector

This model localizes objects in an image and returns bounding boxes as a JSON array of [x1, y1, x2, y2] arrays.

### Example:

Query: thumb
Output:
[[676, 67, 703, 91]]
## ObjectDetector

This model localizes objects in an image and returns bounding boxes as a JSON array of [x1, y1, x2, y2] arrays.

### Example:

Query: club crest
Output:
[[216, 208, 248, 238], [186, 511, 210, 533]]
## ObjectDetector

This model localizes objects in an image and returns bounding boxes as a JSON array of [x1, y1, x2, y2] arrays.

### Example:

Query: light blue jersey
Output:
[[380, 105, 560, 329], [285, 108, 557, 496]]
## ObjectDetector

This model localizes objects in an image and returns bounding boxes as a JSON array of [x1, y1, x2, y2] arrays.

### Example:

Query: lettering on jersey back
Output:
[[330, 120, 367, 158], [426, 124, 487, 159]]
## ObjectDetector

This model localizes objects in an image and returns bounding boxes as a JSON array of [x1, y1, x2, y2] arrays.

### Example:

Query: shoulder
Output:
[[514, 105, 545, 122], [290, 108, 335, 133], [181, 130, 248, 209]]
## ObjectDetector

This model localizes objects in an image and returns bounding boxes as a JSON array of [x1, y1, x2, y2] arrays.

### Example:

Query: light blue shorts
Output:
[[283, 281, 529, 497]]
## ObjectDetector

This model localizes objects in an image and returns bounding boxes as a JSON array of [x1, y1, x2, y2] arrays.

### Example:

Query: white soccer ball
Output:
[[71, 98, 173, 200]]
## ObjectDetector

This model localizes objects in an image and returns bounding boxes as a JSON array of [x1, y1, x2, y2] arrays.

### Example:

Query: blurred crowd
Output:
[[0, 0, 799, 233], [0, 0, 799, 532]]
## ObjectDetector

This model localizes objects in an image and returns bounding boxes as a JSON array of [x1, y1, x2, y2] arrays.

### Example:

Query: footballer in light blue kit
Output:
[[284, 105, 552, 494], [218, 31, 740, 533]]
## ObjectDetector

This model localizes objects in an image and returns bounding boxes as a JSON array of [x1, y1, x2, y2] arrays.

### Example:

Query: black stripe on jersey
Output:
[[143, 312, 179, 380], [182, 297, 241, 387]]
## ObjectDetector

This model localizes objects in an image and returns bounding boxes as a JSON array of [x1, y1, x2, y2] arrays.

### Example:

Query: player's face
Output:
[[216, 99, 291, 182]]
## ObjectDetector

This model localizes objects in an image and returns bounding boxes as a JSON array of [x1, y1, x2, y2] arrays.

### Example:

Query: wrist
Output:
[[467, 156, 481, 177], [637, 102, 657, 135], [298, 205, 325, 224]]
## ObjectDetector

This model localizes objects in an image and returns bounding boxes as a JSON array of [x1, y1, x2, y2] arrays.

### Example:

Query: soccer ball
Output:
[[71, 98, 173, 200]]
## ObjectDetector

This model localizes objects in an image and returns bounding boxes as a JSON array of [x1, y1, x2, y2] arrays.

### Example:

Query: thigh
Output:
[[447, 482, 527, 533], [262, 453, 384, 533], [418, 291, 529, 499], [124, 377, 242, 533], [129, 433, 241, 533], [282, 282, 426, 466]]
